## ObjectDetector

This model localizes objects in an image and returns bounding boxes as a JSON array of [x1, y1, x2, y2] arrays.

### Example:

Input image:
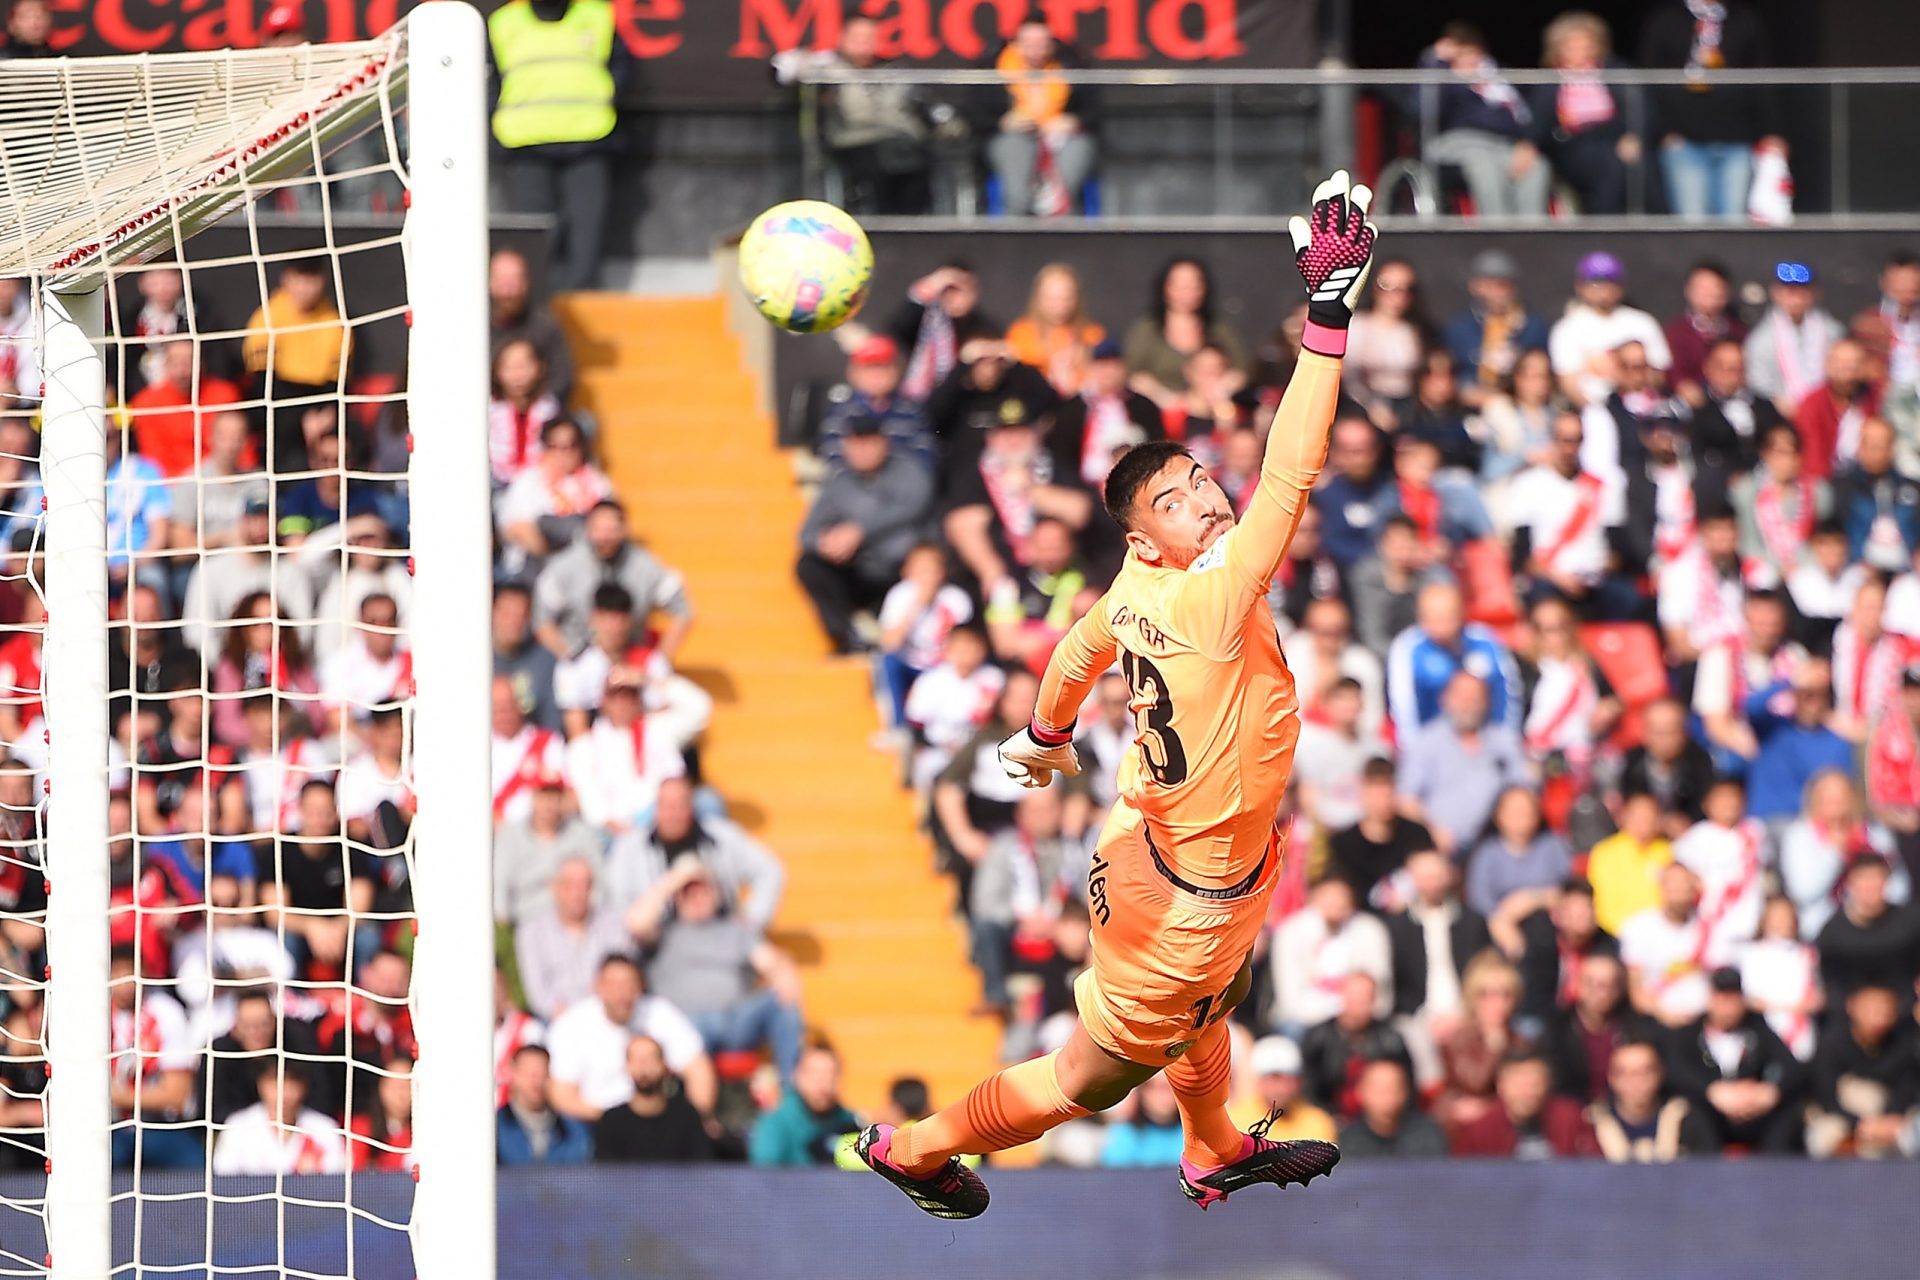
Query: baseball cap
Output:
[[1249, 1035, 1303, 1077], [1774, 261, 1815, 286], [1090, 337, 1124, 362], [242, 494, 271, 516], [261, 2, 304, 39], [1468, 249, 1520, 282], [850, 334, 900, 367], [1708, 966, 1743, 994], [1576, 251, 1625, 283], [994, 396, 1037, 427]]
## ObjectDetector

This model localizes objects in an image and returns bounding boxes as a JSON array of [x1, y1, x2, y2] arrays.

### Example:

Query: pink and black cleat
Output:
[[1177, 1110, 1340, 1210], [854, 1124, 991, 1220]]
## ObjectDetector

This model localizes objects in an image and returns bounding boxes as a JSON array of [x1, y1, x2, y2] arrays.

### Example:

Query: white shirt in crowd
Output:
[[212, 1103, 349, 1176], [240, 736, 339, 836], [337, 750, 414, 826], [318, 640, 411, 721], [1618, 906, 1711, 1024], [564, 715, 686, 830], [1672, 819, 1767, 968], [1508, 464, 1622, 585], [1292, 723, 1386, 831], [110, 990, 198, 1120], [1786, 563, 1865, 625], [1656, 545, 1745, 654], [553, 646, 713, 751], [494, 1009, 547, 1108], [1280, 637, 1387, 739], [878, 581, 974, 671], [904, 661, 1005, 790], [1549, 303, 1672, 405], [1738, 935, 1822, 1060], [491, 724, 568, 826], [171, 926, 296, 1044], [544, 995, 705, 1113], [1267, 908, 1393, 1030]]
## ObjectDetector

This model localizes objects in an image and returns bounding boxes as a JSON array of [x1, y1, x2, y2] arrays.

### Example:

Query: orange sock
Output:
[[1163, 1019, 1246, 1168], [888, 1050, 1090, 1176]]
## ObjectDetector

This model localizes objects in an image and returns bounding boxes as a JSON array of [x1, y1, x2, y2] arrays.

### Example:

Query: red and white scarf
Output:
[[979, 449, 1050, 566], [494, 1009, 540, 1107], [1080, 393, 1133, 486], [1751, 476, 1814, 577], [1832, 621, 1902, 722], [1526, 655, 1598, 757], [902, 302, 957, 403], [492, 727, 555, 820], [1653, 466, 1697, 568], [1694, 818, 1763, 964]]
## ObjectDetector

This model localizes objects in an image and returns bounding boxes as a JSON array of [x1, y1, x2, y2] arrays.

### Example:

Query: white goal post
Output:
[[3, 5, 493, 1279]]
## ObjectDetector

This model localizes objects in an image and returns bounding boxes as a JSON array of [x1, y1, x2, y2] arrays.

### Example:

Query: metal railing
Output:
[[794, 65, 1920, 225]]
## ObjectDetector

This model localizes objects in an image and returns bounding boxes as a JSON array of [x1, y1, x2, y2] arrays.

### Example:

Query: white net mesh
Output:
[[0, 30, 428, 1280]]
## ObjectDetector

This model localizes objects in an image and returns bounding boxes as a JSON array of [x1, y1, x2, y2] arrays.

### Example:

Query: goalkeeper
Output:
[[856, 173, 1379, 1218]]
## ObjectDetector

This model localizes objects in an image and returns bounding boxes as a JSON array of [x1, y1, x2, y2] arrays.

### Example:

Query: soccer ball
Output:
[[738, 200, 874, 334]]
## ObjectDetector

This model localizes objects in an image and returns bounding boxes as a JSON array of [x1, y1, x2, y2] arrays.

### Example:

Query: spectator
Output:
[[1328, 758, 1436, 908], [970, 788, 1076, 1013], [0, 0, 53, 58], [629, 858, 805, 1082], [1855, 251, 1920, 401], [495, 967, 544, 1106], [1690, 340, 1785, 511], [1398, 672, 1532, 857], [211, 1060, 347, 1175], [1349, 516, 1445, 658], [514, 855, 631, 1021], [983, 515, 1093, 670], [318, 593, 411, 729], [495, 775, 602, 929], [591, 1035, 716, 1164], [490, 674, 568, 826], [748, 1042, 860, 1167], [1314, 420, 1398, 572], [535, 500, 693, 663], [488, 247, 575, 402], [1508, 415, 1627, 617], [1638, 0, 1784, 221], [1465, 786, 1573, 928], [1664, 262, 1748, 399], [172, 868, 287, 1040], [1072, 670, 1134, 817], [926, 334, 1059, 463], [1431, 949, 1524, 1131], [496, 1043, 594, 1166], [980, 19, 1099, 218], [1345, 260, 1428, 431], [1518, 880, 1621, 1021], [942, 408, 1091, 601], [1732, 423, 1831, 588], [816, 335, 933, 475], [1387, 582, 1520, 734], [350, 1056, 416, 1171], [1397, 353, 1485, 476], [1833, 419, 1920, 576], [797, 419, 934, 655], [1386, 846, 1492, 1057], [125, 339, 243, 478], [1740, 895, 1825, 1060], [0, 1007, 44, 1172], [551, 584, 711, 749], [204, 988, 313, 1126], [104, 422, 173, 596], [1745, 262, 1843, 418], [1530, 12, 1645, 216], [1816, 854, 1920, 1006], [1747, 659, 1853, 823], [1587, 791, 1674, 937], [1805, 983, 1918, 1158], [308, 519, 414, 660], [1794, 339, 1880, 482], [1618, 700, 1717, 835], [487, 337, 565, 490], [1417, 24, 1547, 218], [241, 259, 349, 462], [1621, 863, 1713, 1026], [1123, 257, 1249, 408], [486, 0, 629, 290], [1228, 1036, 1339, 1141], [108, 946, 200, 1169], [877, 543, 975, 731], [1006, 263, 1105, 396], [1452, 1048, 1599, 1158], [1655, 506, 1745, 674], [1779, 769, 1902, 943], [1048, 338, 1165, 490], [497, 417, 613, 575], [1299, 972, 1414, 1119], [1693, 590, 1806, 767], [1868, 667, 1920, 863], [1337, 1057, 1448, 1159], [1671, 777, 1768, 970], [1662, 966, 1805, 1152], [809, 14, 931, 215], [1543, 953, 1640, 1104], [209, 598, 320, 751], [888, 264, 996, 403], [1270, 879, 1394, 1033], [545, 954, 714, 1123], [1549, 253, 1670, 408], [1582, 340, 1685, 494], [1589, 1035, 1712, 1162], [1100, 1076, 1185, 1168], [564, 667, 690, 831], [258, 779, 376, 979], [177, 496, 301, 657], [1284, 596, 1385, 736], [1162, 344, 1253, 459], [603, 775, 786, 937], [1446, 255, 1551, 415], [1294, 678, 1386, 834]]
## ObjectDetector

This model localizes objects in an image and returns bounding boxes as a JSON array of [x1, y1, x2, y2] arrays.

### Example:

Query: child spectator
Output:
[[876, 544, 973, 729], [1740, 895, 1825, 1060], [1586, 791, 1673, 937], [497, 417, 613, 576], [212, 1060, 347, 1175], [487, 337, 564, 489]]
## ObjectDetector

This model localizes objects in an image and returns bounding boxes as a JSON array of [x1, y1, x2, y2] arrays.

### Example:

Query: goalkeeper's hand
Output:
[[1288, 169, 1378, 351], [998, 724, 1082, 790]]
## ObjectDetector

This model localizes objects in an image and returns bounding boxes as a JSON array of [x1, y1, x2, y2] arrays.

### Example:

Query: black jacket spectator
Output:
[[591, 1092, 714, 1163], [1518, 912, 1620, 1024], [1690, 393, 1784, 512], [1386, 905, 1492, 1019], [1329, 815, 1435, 908], [1662, 1010, 1805, 1152], [1817, 902, 1920, 1009], [1617, 738, 1717, 827], [926, 356, 1059, 472], [1809, 1021, 1920, 1128], [1047, 389, 1163, 484], [1299, 1015, 1415, 1120], [1545, 1002, 1654, 1104], [1638, 0, 1781, 145]]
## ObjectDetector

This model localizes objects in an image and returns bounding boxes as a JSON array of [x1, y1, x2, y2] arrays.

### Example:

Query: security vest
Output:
[[487, 0, 618, 150]]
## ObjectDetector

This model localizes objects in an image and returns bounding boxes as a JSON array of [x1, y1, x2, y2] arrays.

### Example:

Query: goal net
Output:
[[0, 8, 492, 1280]]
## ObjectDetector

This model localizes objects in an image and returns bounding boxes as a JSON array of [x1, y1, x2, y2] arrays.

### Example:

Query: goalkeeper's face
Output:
[[1125, 456, 1234, 571]]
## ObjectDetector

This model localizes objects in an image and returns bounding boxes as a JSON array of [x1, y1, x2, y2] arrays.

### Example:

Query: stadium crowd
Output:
[[793, 236, 1920, 1164]]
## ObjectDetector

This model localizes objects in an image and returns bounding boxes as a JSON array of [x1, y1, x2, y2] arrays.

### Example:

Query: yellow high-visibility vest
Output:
[[487, 0, 617, 150]]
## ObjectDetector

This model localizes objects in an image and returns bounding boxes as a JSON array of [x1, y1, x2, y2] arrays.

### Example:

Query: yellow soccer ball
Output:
[[738, 200, 874, 334]]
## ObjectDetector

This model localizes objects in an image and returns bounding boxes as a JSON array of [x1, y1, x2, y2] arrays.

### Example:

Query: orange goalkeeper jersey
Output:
[[1034, 351, 1343, 890]]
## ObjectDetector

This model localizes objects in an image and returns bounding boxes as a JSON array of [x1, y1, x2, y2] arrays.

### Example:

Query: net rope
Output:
[[1, 28, 422, 1279]]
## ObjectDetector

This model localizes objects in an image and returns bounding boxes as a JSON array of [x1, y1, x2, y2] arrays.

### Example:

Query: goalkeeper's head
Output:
[[1104, 440, 1233, 572]]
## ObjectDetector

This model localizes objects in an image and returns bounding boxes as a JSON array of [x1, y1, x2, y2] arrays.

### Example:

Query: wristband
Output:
[[1028, 719, 1075, 748], [1301, 320, 1348, 358]]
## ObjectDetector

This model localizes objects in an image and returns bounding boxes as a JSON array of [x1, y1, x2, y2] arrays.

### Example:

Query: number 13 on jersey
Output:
[[1120, 650, 1188, 786]]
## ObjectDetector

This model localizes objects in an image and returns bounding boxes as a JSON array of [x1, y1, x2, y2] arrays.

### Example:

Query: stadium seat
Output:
[[1580, 622, 1668, 708], [1458, 538, 1521, 626]]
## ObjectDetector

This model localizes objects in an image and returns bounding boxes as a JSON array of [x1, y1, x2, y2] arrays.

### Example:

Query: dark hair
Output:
[[1560, 877, 1596, 899], [592, 582, 636, 615], [1442, 20, 1487, 48], [947, 620, 988, 648], [299, 777, 337, 802], [494, 581, 532, 604], [1759, 421, 1803, 454], [257, 1057, 314, 1087], [1498, 1043, 1550, 1072], [233, 988, 275, 1014], [1361, 757, 1397, 784], [1379, 514, 1418, 538], [1884, 251, 1920, 272], [1619, 787, 1660, 807], [1706, 774, 1747, 797], [588, 499, 627, 522], [1329, 676, 1364, 697], [540, 416, 585, 447], [367, 705, 403, 728], [1150, 257, 1214, 328], [282, 257, 328, 278], [1103, 440, 1192, 530], [1688, 259, 1732, 284], [888, 1076, 932, 1121], [1613, 1031, 1664, 1060], [597, 952, 641, 976], [222, 591, 310, 676], [360, 592, 397, 620], [110, 943, 139, 968], [1811, 520, 1847, 541], [512, 1042, 551, 1065]]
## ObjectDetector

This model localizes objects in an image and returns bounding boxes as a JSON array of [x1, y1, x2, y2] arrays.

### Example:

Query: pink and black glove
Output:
[[1289, 169, 1378, 357]]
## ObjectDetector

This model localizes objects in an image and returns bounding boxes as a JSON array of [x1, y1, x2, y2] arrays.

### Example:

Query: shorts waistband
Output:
[[1144, 829, 1268, 902]]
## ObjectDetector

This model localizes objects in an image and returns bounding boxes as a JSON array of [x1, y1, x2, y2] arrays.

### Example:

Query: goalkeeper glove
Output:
[[998, 723, 1082, 790], [1288, 169, 1378, 354]]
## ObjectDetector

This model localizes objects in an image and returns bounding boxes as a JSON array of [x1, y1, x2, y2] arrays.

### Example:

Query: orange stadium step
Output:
[[552, 291, 999, 1117]]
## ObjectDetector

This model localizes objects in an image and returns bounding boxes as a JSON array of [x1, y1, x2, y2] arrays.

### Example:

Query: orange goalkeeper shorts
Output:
[[1073, 802, 1282, 1066]]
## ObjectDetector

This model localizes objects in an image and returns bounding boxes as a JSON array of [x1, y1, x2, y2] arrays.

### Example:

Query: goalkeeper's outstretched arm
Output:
[[1000, 598, 1119, 789]]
